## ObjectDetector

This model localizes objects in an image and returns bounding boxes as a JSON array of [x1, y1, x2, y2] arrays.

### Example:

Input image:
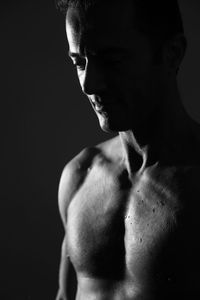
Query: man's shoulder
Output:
[[183, 165, 200, 191], [61, 136, 120, 180], [184, 120, 200, 188], [58, 137, 121, 223], [173, 163, 200, 210], [58, 146, 100, 223]]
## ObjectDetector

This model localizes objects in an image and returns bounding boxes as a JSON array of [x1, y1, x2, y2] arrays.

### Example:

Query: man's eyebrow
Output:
[[68, 47, 127, 58]]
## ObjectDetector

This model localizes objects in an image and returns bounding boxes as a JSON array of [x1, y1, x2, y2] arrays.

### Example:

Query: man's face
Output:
[[66, 1, 167, 132]]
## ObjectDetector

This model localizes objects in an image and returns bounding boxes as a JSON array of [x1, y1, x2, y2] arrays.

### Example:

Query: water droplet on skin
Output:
[[160, 200, 165, 206], [140, 238, 143, 243], [125, 215, 131, 219]]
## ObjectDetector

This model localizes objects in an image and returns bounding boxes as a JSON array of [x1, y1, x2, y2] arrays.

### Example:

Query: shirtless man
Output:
[[56, 0, 200, 299]]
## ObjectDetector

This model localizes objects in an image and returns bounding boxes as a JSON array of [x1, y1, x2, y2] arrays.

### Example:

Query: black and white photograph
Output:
[[2, 1, 200, 299]]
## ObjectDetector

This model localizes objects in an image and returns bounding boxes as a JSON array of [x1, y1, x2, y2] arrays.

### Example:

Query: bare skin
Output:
[[56, 1, 200, 299], [56, 131, 200, 300]]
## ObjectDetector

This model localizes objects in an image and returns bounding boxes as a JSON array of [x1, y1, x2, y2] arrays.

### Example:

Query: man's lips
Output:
[[91, 99, 109, 110], [93, 102, 106, 111], [90, 97, 116, 109], [92, 100, 120, 113]]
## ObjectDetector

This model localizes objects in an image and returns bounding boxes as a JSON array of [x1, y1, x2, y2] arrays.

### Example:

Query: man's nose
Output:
[[81, 60, 106, 96]]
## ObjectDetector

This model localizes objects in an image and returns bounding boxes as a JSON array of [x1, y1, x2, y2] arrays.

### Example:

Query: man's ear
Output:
[[163, 34, 187, 74]]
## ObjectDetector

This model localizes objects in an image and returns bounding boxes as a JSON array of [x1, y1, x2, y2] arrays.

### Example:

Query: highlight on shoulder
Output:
[[58, 146, 101, 225]]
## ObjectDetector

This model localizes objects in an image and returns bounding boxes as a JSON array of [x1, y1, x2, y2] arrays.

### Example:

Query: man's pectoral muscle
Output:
[[57, 143, 200, 299]]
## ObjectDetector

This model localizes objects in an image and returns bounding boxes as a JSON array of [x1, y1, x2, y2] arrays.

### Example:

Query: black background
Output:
[[1, 0, 200, 299]]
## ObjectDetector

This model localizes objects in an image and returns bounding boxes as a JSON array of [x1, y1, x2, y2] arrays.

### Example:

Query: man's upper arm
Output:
[[58, 158, 81, 225], [57, 153, 86, 299], [58, 147, 100, 225]]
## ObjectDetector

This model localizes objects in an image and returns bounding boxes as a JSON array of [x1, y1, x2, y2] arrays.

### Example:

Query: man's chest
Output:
[[66, 163, 198, 283]]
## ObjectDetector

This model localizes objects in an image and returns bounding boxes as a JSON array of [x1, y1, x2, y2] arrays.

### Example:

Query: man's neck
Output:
[[119, 85, 194, 176]]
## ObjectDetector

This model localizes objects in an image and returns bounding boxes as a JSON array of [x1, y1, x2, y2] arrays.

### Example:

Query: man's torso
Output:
[[64, 137, 200, 300]]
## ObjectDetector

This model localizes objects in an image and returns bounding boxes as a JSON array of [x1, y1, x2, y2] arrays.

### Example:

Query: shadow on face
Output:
[[66, 0, 186, 133]]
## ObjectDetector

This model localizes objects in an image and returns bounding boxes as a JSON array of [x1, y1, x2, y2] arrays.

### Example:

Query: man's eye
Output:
[[72, 59, 86, 70]]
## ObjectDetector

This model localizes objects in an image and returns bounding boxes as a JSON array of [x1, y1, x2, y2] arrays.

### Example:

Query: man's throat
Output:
[[119, 131, 148, 176]]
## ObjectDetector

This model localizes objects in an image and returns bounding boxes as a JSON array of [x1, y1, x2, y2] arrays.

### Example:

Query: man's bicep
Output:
[[58, 147, 99, 224], [57, 238, 77, 300], [58, 161, 79, 225], [57, 158, 84, 299]]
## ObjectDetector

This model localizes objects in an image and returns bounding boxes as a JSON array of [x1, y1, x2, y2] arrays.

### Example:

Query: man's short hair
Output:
[[56, 0, 184, 45]]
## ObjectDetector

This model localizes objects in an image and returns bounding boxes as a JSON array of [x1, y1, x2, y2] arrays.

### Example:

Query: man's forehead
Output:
[[66, 1, 135, 29], [66, 1, 140, 54]]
